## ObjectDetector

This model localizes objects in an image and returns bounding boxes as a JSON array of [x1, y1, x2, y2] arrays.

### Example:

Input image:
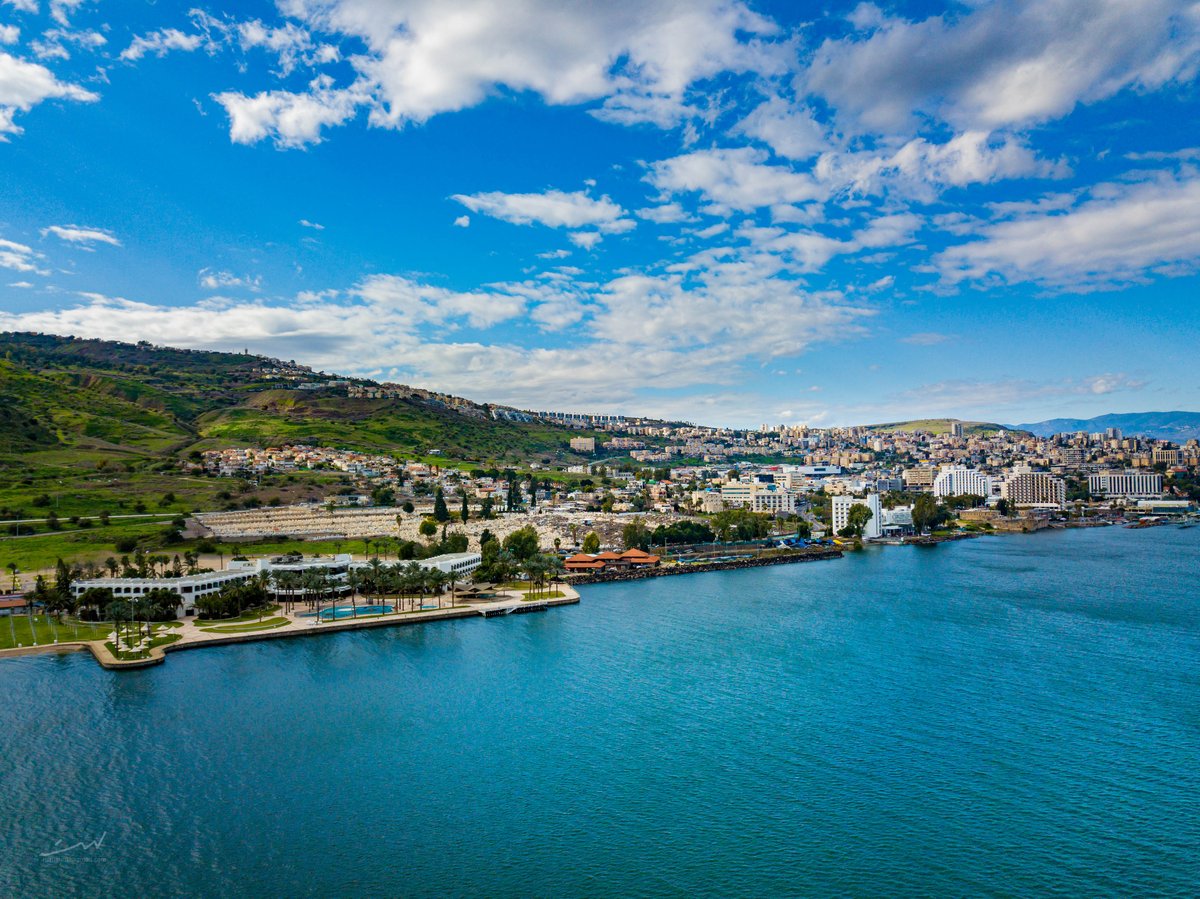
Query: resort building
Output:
[[932, 466, 992, 499], [71, 552, 481, 616], [564, 548, 661, 573], [1000, 470, 1066, 509], [1087, 470, 1163, 498], [831, 494, 883, 539]]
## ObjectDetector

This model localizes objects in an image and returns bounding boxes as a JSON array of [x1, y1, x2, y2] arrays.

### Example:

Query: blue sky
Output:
[[1, 0, 1198, 427]]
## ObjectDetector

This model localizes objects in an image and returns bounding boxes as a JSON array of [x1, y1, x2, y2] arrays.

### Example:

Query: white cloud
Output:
[[0, 25, 19, 44], [198, 269, 261, 291], [237, 20, 316, 75], [41, 224, 120, 247], [635, 202, 692, 224], [816, 131, 1068, 200], [0, 237, 46, 273], [8, 279, 35, 287], [216, 0, 784, 145], [803, 0, 1200, 134], [0, 49, 98, 137], [120, 28, 206, 62], [298, 218, 324, 230], [734, 95, 828, 161], [2, 1, 38, 13], [452, 189, 634, 238], [937, 171, 1200, 291], [452, 215, 469, 228], [213, 74, 369, 149], [49, 0, 87, 27], [647, 146, 823, 212]]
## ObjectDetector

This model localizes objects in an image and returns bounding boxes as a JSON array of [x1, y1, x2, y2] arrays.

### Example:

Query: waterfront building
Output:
[[71, 552, 481, 616], [564, 549, 661, 572], [1001, 471, 1066, 509], [1087, 470, 1163, 498], [932, 466, 992, 499], [831, 494, 883, 539]]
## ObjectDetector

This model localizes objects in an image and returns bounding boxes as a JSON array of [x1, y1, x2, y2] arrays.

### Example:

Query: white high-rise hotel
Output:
[[832, 494, 883, 539], [932, 465, 992, 498]]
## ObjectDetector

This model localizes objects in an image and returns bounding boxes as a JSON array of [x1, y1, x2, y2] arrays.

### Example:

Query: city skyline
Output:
[[2, 0, 1199, 427]]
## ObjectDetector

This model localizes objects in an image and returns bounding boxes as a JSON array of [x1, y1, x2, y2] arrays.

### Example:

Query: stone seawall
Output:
[[570, 549, 843, 585]]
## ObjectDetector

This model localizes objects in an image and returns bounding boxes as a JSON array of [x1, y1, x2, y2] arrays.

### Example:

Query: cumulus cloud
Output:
[[452, 215, 469, 228], [0, 49, 98, 137], [803, 0, 1200, 134], [647, 146, 823, 212], [213, 74, 369, 148], [0, 25, 19, 44], [41, 224, 120, 247], [937, 171, 1200, 291], [212, 0, 784, 146]]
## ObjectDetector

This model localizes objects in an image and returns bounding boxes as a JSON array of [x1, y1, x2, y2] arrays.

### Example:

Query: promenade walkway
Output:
[[0, 585, 580, 671]]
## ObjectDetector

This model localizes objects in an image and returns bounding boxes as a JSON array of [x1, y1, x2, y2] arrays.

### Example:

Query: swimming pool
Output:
[[299, 605, 394, 621]]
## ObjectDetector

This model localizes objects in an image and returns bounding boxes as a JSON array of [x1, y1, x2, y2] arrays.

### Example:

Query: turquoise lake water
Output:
[[1, 526, 1198, 897]]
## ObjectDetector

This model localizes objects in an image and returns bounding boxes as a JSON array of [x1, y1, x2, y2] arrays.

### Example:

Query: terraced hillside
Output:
[[0, 332, 599, 518]]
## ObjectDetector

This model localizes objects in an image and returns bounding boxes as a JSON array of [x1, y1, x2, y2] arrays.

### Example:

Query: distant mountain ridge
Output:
[[1012, 412, 1200, 441]]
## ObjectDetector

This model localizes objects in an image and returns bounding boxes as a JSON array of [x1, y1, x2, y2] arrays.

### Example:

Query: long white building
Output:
[[832, 494, 882, 539], [933, 466, 992, 499], [1087, 470, 1162, 498], [71, 552, 481, 616]]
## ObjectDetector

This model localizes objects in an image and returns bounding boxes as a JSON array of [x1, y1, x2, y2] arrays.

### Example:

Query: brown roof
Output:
[[596, 551, 623, 560], [564, 559, 606, 569], [564, 553, 597, 563], [619, 548, 657, 559]]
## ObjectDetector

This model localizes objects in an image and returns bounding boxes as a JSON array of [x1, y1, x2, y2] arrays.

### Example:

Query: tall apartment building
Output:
[[832, 494, 882, 539], [569, 437, 596, 453], [1087, 470, 1163, 498], [1001, 471, 1066, 508], [932, 465, 992, 498]]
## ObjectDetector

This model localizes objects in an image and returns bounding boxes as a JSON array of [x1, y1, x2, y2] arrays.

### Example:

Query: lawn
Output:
[[523, 590, 566, 600], [201, 617, 290, 633], [0, 614, 112, 650], [0, 519, 178, 574], [195, 606, 281, 627]]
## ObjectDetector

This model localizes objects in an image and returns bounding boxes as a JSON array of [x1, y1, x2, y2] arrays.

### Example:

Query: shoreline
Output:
[[0, 587, 580, 671]]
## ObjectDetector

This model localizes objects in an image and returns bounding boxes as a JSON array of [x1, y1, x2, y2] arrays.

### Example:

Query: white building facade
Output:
[[832, 494, 883, 539], [1087, 470, 1163, 498], [933, 466, 992, 499]]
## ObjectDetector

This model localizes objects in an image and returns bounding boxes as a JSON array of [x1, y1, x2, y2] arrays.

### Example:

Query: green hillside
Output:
[[869, 418, 1014, 436], [0, 332, 599, 521]]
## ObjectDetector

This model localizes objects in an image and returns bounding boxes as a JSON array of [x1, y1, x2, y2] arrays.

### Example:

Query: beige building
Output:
[[569, 437, 596, 453], [903, 467, 937, 488], [1001, 470, 1066, 508]]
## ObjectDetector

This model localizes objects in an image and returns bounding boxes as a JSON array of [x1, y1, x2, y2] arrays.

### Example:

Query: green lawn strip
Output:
[[523, 590, 565, 600], [0, 615, 112, 650], [194, 605, 280, 627], [202, 617, 289, 633]]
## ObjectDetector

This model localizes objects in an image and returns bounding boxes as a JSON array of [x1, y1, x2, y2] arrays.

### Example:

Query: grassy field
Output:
[[201, 617, 290, 633], [0, 615, 112, 649]]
